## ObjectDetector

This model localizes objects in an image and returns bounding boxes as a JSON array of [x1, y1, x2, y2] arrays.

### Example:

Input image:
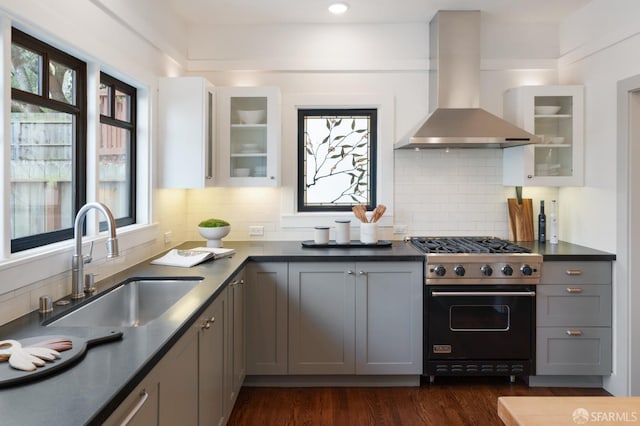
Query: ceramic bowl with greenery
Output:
[[198, 218, 231, 247]]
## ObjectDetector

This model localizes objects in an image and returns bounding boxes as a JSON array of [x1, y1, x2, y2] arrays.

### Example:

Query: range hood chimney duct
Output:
[[395, 10, 539, 149]]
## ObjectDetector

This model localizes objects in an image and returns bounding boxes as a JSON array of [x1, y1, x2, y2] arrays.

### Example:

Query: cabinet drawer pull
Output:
[[566, 287, 584, 293], [566, 329, 583, 336], [201, 317, 215, 330], [346, 270, 354, 275], [358, 270, 366, 276], [565, 269, 583, 276], [120, 389, 149, 426]]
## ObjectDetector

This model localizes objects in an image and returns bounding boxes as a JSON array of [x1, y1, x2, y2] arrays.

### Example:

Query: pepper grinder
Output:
[[549, 200, 558, 244]]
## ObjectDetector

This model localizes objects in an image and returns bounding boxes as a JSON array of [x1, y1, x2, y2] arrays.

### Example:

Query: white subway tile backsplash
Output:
[[393, 149, 557, 237]]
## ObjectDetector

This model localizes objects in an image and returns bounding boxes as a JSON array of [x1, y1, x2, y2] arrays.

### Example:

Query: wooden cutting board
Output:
[[507, 198, 534, 241], [0, 330, 122, 388]]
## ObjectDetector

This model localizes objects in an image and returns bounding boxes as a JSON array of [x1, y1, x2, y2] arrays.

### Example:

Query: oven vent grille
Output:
[[426, 361, 530, 376]]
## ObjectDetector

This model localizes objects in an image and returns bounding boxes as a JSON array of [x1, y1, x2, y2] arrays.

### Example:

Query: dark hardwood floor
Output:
[[228, 377, 611, 425]]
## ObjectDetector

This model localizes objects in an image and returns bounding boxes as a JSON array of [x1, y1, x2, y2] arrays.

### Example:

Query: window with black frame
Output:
[[98, 73, 136, 230], [297, 108, 377, 212], [10, 28, 87, 252]]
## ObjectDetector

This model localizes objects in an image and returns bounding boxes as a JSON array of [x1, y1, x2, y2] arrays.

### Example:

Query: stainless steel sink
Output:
[[46, 278, 203, 328]]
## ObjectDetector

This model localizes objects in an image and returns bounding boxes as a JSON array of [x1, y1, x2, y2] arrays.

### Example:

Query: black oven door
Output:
[[427, 285, 535, 361]]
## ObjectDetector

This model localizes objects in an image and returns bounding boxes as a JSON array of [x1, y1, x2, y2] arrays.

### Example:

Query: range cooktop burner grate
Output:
[[410, 237, 532, 254]]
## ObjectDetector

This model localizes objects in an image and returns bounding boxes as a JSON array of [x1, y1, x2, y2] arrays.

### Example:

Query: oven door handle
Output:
[[430, 291, 536, 297]]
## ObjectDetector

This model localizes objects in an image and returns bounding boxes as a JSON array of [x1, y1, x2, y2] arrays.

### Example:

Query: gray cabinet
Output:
[[103, 370, 159, 425], [159, 328, 199, 425], [536, 261, 612, 375], [355, 262, 423, 375], [199, 289, 227, 426], [106, 288, 231, 426], [246, 262, 289, 374], [106, 321, 199, 425], [288, 261, 422, 375], [225, 271, 246, 418], [288, 262, 356, 374]]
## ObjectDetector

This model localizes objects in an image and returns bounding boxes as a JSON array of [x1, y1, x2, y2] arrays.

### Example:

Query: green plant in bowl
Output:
[[198, 218, 230, 228], [198, 218, 231, 247]]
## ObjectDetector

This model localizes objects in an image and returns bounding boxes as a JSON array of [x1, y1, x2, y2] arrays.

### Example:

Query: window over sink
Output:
[[98, 72, 136, 230], [10, 27, 87, 252]]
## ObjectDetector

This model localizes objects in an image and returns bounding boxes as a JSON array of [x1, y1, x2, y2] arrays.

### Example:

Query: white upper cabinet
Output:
[[158, 77, 216, 188], [216, 86, 281, 186], [503, 85, 584, 186]]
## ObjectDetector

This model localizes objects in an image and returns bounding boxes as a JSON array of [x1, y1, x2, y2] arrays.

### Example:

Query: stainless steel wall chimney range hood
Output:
[[394, 11, 539, 149]]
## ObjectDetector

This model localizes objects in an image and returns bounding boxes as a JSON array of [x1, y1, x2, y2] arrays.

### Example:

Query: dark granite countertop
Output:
[[516, 240, 616, 261], [0, 240, 423, 426], [0, 239, 614, 425]]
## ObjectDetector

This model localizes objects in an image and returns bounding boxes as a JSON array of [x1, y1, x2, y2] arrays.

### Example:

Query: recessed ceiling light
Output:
[[328, 2, 349, 15]]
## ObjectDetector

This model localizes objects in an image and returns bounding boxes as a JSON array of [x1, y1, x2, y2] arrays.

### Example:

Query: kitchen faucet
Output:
[[71, 202, 119, 299]]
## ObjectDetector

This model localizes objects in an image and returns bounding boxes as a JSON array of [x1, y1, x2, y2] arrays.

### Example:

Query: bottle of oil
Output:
[[538, 200, 546, 243]]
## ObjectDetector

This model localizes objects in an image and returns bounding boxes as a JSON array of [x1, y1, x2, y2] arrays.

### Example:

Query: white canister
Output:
[[314, 226, 330, 245], [334, 220, 351, 244], [360, 223, 378, 244]]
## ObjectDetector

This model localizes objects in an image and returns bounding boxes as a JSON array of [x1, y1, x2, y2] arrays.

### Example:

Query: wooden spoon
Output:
[[371, 204, 387, 223], [352, 205, 368, 223]]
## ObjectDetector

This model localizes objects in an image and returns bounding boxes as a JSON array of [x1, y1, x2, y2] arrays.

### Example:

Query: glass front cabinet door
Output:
[[502, 85, 584, 186], [217, 87, 281, 186]]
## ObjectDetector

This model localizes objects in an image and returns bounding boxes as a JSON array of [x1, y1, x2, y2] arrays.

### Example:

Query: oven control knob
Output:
[[501, 265, 514, 276], [480, 265, 493, 276], [453, 265, 466, 276], [521, 264, 534, 276], [433, 265, 446, 276]]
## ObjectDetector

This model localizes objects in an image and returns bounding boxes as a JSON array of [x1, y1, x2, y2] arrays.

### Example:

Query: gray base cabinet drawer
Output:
[[536, 284, 611, 326], [103, 375, 159, 425], [541, 262, 611, 285], [536, 327, 611, 375]]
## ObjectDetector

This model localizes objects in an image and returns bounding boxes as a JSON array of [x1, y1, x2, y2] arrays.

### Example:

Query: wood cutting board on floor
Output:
[[507, 198, 534, 241]]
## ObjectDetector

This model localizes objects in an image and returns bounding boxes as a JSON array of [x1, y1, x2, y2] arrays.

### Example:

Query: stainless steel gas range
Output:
[[409, 237, 542, 383]]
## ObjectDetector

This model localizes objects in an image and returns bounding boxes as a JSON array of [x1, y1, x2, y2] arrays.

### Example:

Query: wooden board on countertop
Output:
[[507, 198, 534, 241], [498, 396, 640, 426], [0, 330, 122, 388]]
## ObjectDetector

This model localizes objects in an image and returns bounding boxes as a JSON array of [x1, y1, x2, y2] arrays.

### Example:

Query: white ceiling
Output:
[[163, 0, 591, 26]]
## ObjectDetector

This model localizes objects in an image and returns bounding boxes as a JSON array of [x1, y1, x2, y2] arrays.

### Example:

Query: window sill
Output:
[[0, 223, 159, 295], [280, 213, 393, 229]]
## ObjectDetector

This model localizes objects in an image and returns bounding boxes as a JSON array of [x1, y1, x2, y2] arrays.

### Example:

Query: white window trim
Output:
[[280, 93, 395, 228]]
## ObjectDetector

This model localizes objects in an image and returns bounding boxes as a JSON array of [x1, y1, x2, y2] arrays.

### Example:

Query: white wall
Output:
[[183, 16, 560, 242], [558, 0, 640, 396]]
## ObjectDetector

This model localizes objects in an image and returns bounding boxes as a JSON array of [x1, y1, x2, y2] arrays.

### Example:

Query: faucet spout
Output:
[[72, 202, 119, 299]]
